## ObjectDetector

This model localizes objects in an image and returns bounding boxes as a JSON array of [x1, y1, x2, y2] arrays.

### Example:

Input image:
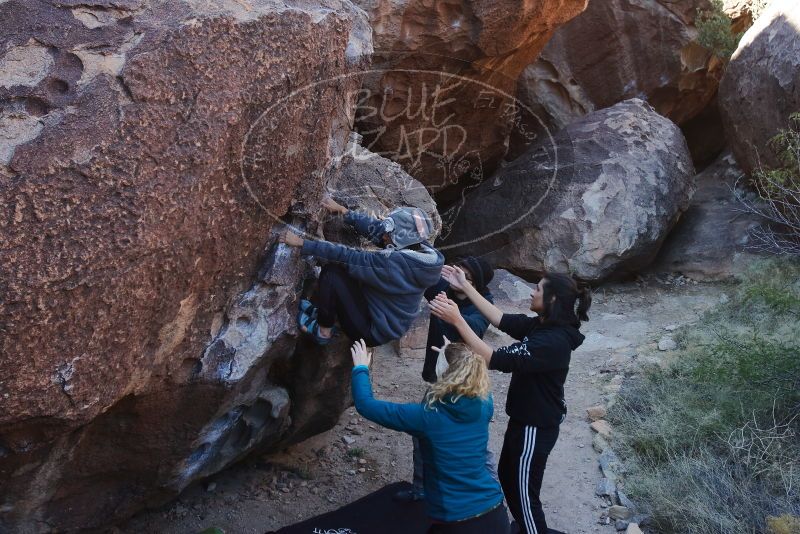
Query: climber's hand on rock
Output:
[[429, 292, 462, 325], [322, 195, 347, 215], [351, 339, 372, 367], [280, 230, 304, 247]]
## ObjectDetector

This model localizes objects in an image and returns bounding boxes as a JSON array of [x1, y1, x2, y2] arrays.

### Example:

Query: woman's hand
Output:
[[429, 292, 463, 325], [442, 265, 469, 292], [432, 293, 496, 365], [351, 339, 372, 367], [279, 230, 304, 247], [322, 195, 348, 215]]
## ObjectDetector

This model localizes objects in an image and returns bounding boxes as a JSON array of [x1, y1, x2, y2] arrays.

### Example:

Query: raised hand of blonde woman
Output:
[[350, 339, 372, 367]]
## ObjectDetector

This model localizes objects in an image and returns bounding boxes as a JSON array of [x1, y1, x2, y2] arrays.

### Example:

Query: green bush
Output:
[[697, 0, 741, 59], [624, 450, 798, 534], [696, 0, 770, 60], [609, 260, 800, 533], [757, 113, 800, 191], [737, 113, 800, 256], [346, 447, 366, 458]]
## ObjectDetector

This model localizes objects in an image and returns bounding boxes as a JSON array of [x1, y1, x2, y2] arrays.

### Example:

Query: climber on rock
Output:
[[279, 195, 444, 347]]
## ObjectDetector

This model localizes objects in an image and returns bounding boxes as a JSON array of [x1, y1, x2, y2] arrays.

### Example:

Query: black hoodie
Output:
[[489, 314, 585, 428]]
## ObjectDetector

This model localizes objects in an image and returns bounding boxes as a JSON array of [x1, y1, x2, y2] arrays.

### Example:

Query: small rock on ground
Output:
[[591, 420, 613, 440], [657, 335, 677, 351], [587, 405, 608, 421], [609, 505, 632, 520], [596, 477, 616, 497]]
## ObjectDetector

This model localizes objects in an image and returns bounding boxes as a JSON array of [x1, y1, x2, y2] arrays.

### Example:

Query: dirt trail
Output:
[[120, 271, 731, 534]]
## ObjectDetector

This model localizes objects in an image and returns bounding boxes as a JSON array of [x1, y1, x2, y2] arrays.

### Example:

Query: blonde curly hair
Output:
[[425, 343, 490, 410]]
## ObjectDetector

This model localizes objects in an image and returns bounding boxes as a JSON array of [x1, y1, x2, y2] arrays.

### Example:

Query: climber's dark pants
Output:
[[314, 264, 378, 346]]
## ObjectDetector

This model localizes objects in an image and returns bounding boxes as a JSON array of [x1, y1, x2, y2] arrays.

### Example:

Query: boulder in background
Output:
[[442, 99, 696, 283], [352, 0, 589, 197], [718, 0, 800, 175], [650, 151, 769, 280], [512, 0, 725, 165]]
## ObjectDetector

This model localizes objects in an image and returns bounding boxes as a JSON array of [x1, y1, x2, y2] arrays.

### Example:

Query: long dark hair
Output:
[[540, 273, 591, 328]]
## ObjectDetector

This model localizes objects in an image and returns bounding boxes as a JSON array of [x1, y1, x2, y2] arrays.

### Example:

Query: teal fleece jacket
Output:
[[351, 366, 504, 522]]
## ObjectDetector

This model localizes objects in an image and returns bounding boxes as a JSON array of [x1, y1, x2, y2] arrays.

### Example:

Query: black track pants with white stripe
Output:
[[498, 420, 560, 534]]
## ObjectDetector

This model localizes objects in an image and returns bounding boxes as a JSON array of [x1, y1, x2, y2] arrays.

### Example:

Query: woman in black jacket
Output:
[[429, 267, 591, 534]]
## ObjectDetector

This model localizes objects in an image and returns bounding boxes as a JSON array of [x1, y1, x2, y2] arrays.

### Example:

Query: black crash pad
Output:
[[266, 481, 432, 534]]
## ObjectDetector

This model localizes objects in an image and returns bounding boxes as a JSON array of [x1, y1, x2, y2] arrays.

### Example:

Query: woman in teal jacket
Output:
[[350, 339, 510, 533]]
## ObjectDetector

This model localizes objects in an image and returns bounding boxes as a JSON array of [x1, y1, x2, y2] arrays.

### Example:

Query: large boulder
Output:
[[649, 151, 767, 280], [512, 0, 724, 164], [718, 0, 800, 175], [323, 132, 442, 244], [351, 0, 588, 197], [0, 0, 377, 531], [441, 99, 696, 283]]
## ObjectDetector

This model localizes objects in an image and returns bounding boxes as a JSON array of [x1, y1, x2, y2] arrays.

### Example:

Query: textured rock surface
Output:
[[650, 151, 767, 280], [512, 0, 723, 162], [441, 99, 696, 283], [351, 0, 588, 196], [323, 133, 442, 243], [0, 0, 376, 531], [722, 0, 762, 33], [719, 0, 800, 175]]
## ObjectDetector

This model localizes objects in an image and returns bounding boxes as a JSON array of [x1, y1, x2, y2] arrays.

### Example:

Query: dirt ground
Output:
[[119, 271, 731, 534]]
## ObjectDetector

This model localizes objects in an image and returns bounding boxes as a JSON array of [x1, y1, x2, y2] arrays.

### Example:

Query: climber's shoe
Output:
[[297, 308, 335, 345], [299, 298, 317, 318]]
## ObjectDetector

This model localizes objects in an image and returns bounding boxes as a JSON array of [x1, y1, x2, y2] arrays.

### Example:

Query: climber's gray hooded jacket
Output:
[[301, 211, 444, 345]]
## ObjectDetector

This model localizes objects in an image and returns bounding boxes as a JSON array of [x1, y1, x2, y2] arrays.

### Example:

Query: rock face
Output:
[[323, 133, 442, 244], [512, 0, 723, 163], [722, 0, 763, 33], [0, 1, 379, 531], [718, 0, 800, 175], [650, 151, 767, 280], [351, 0, 588, 197], [441, 99, 696, 283]]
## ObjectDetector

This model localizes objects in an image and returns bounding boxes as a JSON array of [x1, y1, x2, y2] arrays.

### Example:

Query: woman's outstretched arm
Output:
[[429, 293, 494, 365], [441, 265, 503, 327], [350, 340, 426, 434]]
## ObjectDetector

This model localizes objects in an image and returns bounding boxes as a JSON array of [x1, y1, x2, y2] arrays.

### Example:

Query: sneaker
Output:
[[393, 489, 425, 502], [297, 308, 335, 345]]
